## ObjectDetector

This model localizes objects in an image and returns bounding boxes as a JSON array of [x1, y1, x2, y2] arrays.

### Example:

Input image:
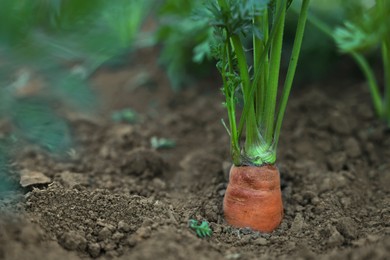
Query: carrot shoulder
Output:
[[223, 165, 283, 232]]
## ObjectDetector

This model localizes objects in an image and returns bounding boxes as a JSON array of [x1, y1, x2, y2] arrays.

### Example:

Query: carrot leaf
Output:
[[189, 219, 212, 238]]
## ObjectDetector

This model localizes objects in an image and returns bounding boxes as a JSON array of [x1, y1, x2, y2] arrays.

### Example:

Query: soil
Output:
[[0, 47, 389, 260]]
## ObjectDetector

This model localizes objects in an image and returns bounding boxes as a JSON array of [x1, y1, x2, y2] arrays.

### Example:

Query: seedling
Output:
[[150, 136, 176, 149], [111, 108, 138, 124], [202, 0, 310, 231], [188, 219, 212, 238], [309, 0, 390, 126]]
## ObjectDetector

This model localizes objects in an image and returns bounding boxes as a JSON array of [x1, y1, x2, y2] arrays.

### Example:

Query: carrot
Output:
[[223, 165, 283, 232], [204, 0, 310, 231]]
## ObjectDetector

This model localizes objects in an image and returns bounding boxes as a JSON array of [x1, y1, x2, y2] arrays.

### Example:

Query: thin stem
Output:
[[230, 35, 251, 101], [274, 0, 310, 148], [221, 39, 240, 165], [263, 0, 286, 145], [236, 34, 258, 161], [230, 35, 259, 161], [258, 10, 269, 127], [352, 52, 383, 118], [380, 0, 390, 125], [382, 35, 390, 125], [253, 14, 264, 124]]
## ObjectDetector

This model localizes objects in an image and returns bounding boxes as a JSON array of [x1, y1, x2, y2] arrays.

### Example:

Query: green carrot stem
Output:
[[274, 0, 310, 148], [253, 14, 264, 124], [230, 35, 250, 99], [258, 10, 269, 127], [263, 0, 286, 145], [229, 35, 260, 162], [225, 41, 241, 164], [237, 1, 285, 139], [351, 52, 383, 118]]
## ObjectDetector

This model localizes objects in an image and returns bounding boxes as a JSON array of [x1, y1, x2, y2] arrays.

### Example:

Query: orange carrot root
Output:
[[223, 165, 283, 232]]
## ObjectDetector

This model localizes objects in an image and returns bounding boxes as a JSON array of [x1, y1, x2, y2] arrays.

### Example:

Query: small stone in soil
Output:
[[254, 237, 268, 246], [218, 189, 226, 196], [290, 213, 304, 235], [19, 169, 51, 187]]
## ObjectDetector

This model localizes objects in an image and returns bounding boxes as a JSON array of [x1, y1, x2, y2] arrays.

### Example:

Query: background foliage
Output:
[[0, 0, 152, 193]]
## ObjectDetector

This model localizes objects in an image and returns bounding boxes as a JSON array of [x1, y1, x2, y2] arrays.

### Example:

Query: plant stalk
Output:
[[274, 0, 310, 148], [352, 52, 383, 118], [263, 0, 286, 146], [382, 35, 390, 125], [237, 1, 286, 139]]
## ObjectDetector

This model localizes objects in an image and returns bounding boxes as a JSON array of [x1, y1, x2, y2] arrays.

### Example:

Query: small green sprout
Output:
[[188, 219, 212, 238], [150, 136, 176, 149], [111, 108, 138, 124]]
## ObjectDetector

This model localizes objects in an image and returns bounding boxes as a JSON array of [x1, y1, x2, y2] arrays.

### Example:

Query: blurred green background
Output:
[[0, 0, 384, 193]]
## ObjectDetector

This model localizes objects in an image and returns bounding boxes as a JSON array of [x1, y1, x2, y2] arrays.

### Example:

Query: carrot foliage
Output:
[[200, 0, 310, 166], [189, 219, 212, 238], [308, 0, 390, 126]]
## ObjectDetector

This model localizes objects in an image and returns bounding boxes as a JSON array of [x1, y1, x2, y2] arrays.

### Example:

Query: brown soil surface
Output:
[[1, 47, 389, 259]]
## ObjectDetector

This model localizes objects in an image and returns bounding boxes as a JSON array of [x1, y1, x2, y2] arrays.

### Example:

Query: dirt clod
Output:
[[98, 227, 112, 241], [124, 148, 166, 178], [327, 152, 347, 171], [327, 226, 345, 247], [59, 231, 87, 251], [87, 243, 101, 258], [336, 217, 358, 240], [58, 171, 89, 188], [344, 137, 362, 158]]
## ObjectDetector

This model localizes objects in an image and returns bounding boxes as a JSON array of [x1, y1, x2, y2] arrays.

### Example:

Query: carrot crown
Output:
[[204, 0, 310, 166]]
